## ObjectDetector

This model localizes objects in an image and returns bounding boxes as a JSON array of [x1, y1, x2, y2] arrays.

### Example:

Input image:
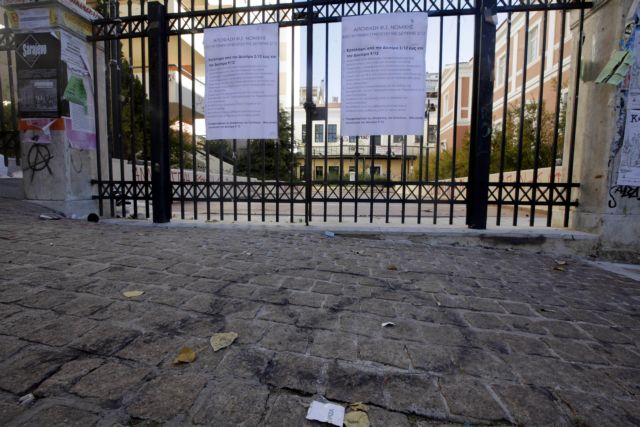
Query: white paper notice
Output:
[[618, 31, 640, 186], [341, 13, 428, 137], [17, 9, 50, 30], [204, 24, 279, 140], [305, 401, 345, 427], [69, 75, 95, 134], [61, 31, 92, 81]]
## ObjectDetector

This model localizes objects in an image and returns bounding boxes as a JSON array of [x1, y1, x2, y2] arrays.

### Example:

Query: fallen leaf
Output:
[[553, 266, 565, 272], [344, 410, 370, 427], [348, 402, 369, 412], [123, 290, 144, 298], [555, 260, 568, 266], [387, 264, 398, 271], [381, 322, 396, 328], [210, 332, 238, 352], [173, 347, 197, 364]]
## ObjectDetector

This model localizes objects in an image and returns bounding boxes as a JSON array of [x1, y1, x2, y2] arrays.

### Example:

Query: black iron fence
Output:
[[0, 13, 19, 171], [85, 0, 591, 227]]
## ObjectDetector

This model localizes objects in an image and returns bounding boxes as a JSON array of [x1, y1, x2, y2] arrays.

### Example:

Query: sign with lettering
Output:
[[15, 33, 66, 118], [341, 13, 428, 136]]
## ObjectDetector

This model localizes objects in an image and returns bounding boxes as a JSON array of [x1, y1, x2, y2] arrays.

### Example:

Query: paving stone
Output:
[[262, 393, 319, 427], [579, 323, 634, 344], [0, 303, 21, 319], [358, 338, 411, 369], [52, 295, 112, 317], [325, 361, 386, 406], [405, 344, 458, 374], [0, 335, 27, 360], [127, 374, 207, 422], [29, 315, 99, 347], [367, 406, 411, 427], [542, 337, 609, 364], [259, 323, 311, 353], [70, 324, 140, 356], [191, 380, 270, 426], [310, 330, 358, 361], [381, 372, 447, 418], [71, 361, 149, 401], [116, 333, 187, 365], [493, 384, 571, 426], [17, 405, 100, 427], [0, 346, 74, 394], [36, 357, 104, 396], [555, 390, 640, 426], [262, 352, 327, 395], [0, 401, 23, 425], [463, 312, 510, 330], [214, 347, 273, 381], [16, 289, 74, 309], [441, 378, 509, 422]]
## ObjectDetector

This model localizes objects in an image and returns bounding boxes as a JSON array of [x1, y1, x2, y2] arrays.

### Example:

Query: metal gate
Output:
[[90, 0, 591, 228]]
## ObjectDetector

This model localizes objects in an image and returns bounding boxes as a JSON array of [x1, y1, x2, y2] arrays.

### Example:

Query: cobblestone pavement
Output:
[[0, 199, 639, 426]]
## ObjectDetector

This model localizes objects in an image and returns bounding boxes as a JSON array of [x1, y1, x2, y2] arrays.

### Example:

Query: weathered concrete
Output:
[[0, 198, 638, 426]]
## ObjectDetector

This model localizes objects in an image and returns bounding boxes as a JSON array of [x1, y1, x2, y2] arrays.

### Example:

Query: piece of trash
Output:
[[344, 410, 370, 427], [381, 322, 396, 328], [555, 260, 568, 266], [87, 213, 99, 223], [306, 400, 345, 427], [39, 214, 61, 220], [210, 332, 238, 352], [387, 264, 398, 271], [123, 290, 144, 298], [347, 402, 369, 412], [19, 393, 35, 406], [173, 347, 197, 364], [324, 231, 335, 238], [553, 266, 565, 272]]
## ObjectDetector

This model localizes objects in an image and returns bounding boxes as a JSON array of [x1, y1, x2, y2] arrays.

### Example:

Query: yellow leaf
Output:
[[387, 265, 398, 271], [123, 290, 144, 298], [173, 347, 196, 364], [210, 332, 238, 352], [344, 411, 370, 427], [348, 402, 369, 412]]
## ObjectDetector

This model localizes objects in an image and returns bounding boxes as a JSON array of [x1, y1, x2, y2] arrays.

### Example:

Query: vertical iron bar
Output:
[[148, 1, 171, 223], [496, 12, 512, 226], [354, 136, 359, 222], [513, 12, 530, 226], [548, 10, 566, 226], [262, 139, 266, 221], [434, 15, 444, 224], [219, 144, 224, 220], [369, 137, 375, 223], [177, 5, 185, 219], [304, 9, 313, 226], [467, 0, 497, 229], [191, 5, 198, 220], [385, 135, 391, 223], [92, 39, 104, 216], [530, 10, 548, 226], [564, 8, 584, 227], [247, 139, 252, 221], [140, 1, 150, 218], [339, 136, 343, 222], [449, 13, 461, 224], [127, 0, 138, 218]]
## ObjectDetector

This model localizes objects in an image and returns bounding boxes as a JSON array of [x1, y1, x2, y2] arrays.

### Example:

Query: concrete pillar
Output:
[[563, 0, 640, 260], [6, 0, 106, 218]]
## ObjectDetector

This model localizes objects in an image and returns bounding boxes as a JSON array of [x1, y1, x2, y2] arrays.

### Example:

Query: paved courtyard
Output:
[[0, 198, 639, 426]]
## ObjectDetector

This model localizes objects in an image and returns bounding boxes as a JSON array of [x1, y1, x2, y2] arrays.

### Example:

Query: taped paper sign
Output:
[[63, 75, 87, 107], [16, 9, 51, 30], [306, 400, 345, 427], [19, 119, 58, 144], [341, 13, 428, 136], [204, 24, 279, 140]]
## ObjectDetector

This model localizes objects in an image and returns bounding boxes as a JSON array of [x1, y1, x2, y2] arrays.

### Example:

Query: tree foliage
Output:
[[416, 100, 565, 180]]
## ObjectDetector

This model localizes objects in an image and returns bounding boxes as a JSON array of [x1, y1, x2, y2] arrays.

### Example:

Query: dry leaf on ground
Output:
[[173, 347, 197, 364], [122, 290, 144, 298], [210, 332, 238, 352]]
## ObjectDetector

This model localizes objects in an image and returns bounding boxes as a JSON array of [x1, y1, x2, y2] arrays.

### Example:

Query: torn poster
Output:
[[64, 118, 96, 150], [61, 31, 92, 81], [19, 118, 58, 144]]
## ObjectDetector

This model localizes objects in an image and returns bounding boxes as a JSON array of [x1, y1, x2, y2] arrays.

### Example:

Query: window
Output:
[[348, 136, 358, 143], [299, 166, 305, 179], [327, 124, 337, 143], [527, 25, 539, 64], [328, 166, 340, 177], [393, 135, 405, 144], [427, 125, 437, 144], [314, 124, 324, 143], [315, 166, 323, 179], [369, 165, 381, 176], [371, 135, 381, 145], [497, 54, 506, 86], [301, 124, 307, 142]]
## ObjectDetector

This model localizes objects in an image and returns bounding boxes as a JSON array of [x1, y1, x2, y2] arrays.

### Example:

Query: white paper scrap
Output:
[[306, 400, 345, 427]]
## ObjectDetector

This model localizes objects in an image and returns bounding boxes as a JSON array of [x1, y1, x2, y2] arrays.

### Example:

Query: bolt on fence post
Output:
[[148, 2, 171, 223], [467, 0, 497, 229]]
